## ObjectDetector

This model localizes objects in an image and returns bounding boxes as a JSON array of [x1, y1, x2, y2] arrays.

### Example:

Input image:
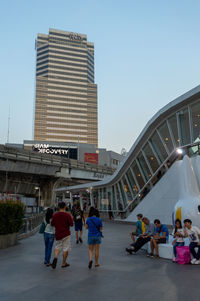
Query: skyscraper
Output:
[[34, 28, 98, 146]]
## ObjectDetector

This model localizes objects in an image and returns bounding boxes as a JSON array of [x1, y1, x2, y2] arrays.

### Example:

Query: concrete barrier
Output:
[[0, 233, 18, 249]]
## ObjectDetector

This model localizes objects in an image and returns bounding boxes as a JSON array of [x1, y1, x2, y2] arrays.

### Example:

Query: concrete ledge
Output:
[[0, 233, 18, 249], [18, 225, 41, 240]]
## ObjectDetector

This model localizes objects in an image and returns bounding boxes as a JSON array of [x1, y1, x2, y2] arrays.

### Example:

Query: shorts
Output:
[[75, 221, 83, 231], [156, 238, 166, 244], [55, 235, 71, 252], [88, 236, 101, 245]]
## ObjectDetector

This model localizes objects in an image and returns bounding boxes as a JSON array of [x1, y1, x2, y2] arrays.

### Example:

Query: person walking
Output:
[[51, 202, 73, 269], [108, 203, 114, 220], [72, 202, 85, 244], [86, 207, 103, 269], [43, 208, 55, 266]]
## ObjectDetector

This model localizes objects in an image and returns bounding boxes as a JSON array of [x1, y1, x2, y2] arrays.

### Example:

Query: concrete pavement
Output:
[[0, 222, 199, 301]]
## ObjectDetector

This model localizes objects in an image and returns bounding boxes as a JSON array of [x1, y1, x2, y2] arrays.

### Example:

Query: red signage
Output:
[[84, 153, 98, 164]]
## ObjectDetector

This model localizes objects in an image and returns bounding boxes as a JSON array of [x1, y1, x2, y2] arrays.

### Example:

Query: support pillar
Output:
[[90, 188, 94, 207]]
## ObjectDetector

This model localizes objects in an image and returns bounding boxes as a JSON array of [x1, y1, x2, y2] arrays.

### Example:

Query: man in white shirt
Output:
[[184, 219, 200, 265]]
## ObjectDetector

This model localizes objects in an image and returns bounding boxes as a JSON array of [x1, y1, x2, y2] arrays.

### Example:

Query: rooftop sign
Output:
[[69, 33, 82, 41], [32, 144, 77, 159]]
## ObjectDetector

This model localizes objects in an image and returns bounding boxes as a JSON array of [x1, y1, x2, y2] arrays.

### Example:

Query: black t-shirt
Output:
[[72, 208, 83, 222]]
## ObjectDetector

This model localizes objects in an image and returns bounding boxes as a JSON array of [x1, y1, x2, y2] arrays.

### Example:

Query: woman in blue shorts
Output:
[[86, 207, 103, 269]]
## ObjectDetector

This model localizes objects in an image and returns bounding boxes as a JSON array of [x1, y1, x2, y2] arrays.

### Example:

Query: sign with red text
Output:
[[84, 153, 98, 165]]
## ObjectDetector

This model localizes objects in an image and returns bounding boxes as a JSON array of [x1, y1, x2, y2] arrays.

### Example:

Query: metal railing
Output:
[[19, 213, 44, 236]]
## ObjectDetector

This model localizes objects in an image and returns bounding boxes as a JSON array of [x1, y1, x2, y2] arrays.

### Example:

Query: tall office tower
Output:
[[34, 28, 98, 146]]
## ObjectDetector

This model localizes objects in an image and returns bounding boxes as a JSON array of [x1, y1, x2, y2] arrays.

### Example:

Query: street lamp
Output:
[[35, 186, 40, 213]]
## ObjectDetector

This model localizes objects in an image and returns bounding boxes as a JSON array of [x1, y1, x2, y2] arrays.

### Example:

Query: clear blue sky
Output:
[[1, 0, 200, 153]]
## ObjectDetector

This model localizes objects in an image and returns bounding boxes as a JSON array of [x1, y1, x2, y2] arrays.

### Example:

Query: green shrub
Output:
[[0, 200, 25, 235]]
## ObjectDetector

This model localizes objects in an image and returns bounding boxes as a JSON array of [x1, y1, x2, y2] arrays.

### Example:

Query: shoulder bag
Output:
[[90, 218, 104, 238], [39, 221, 47, 234]]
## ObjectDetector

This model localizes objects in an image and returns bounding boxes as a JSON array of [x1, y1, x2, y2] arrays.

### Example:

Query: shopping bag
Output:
[[176, 246, 191, 264]]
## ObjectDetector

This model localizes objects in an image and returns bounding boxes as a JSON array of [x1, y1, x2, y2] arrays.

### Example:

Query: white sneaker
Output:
[[194, 260, 200, 265], [191, 258, 197, 264]]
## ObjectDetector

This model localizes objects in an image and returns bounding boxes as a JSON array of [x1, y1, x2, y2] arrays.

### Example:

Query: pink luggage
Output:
[[176, 246, 191, 264]]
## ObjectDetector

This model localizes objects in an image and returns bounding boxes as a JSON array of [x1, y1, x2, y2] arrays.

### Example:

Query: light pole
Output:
[[35, 186, 40, 213]]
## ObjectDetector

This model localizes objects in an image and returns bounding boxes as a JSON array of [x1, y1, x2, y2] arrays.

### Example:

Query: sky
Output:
[[1, 0, 200, 153]]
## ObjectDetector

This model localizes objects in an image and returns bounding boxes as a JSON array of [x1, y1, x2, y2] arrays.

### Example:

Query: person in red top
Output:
[[51, 202, 73, 269]]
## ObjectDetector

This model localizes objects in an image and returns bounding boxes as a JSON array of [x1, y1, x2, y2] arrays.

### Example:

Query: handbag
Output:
[[90, 218, 104, 238], [176, 246, 191, 264], [39, 221, 47, 234]]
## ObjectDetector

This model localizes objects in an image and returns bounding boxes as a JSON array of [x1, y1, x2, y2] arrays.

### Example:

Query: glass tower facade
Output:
[[34, 28, 98, 146]]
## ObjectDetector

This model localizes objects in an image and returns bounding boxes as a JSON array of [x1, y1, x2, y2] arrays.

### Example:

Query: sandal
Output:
[[95, 264, 100, 267], [51, 258, 57, 269], [88, 260, 93, 269], [61, 263, 70, 268]]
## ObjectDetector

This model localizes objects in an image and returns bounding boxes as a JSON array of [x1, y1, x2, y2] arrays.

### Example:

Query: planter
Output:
[[0, 233, 18, 249]]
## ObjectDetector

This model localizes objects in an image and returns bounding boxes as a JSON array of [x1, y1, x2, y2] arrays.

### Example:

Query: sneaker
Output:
[[51, 258, 57, 269], [126, 248, 133, 254], [147, 253, 154, 258], [194, 260, 200, 265], [79, 237, 83, 243], [191, 258, 197, 264], [172, 257, 177, 263]]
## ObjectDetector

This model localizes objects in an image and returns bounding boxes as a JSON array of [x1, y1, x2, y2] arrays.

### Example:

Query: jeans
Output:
[[189, 242, 200, 260], [44, 232, 55, 264], [173, 242, 184, 257]]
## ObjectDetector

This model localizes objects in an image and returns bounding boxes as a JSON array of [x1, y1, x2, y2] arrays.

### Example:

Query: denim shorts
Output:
[[88, 236, 101, 245], [75, 221, 83, 231]]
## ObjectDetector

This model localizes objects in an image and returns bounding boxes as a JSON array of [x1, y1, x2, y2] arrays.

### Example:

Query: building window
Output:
[[131, 160, 145, 189], [137, 152, 152, 181], [143, 143, 159, 173], [158, 121, 174, 153], [190, 101, 200, 143], [168, 114, 179, 147], [177, 108, 190, 146], [150, 131, 168, 163], [112, 159, 119, 165]]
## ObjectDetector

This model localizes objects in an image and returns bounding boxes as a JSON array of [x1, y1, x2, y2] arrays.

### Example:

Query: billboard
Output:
[[84, 153, 98, 164], [32, 144, 77, 159]]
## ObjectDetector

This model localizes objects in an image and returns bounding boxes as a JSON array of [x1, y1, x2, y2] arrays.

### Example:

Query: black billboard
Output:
[[32, 143, 78, 160]]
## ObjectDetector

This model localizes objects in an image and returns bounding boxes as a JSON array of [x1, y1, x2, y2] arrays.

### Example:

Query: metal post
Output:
[[38, 188, 40, 213]]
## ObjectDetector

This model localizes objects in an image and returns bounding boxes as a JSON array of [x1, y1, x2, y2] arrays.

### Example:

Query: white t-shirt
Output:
[[172, 228, 185, 243], [185, 226, 200, 243], [44, 219, 55, 235]]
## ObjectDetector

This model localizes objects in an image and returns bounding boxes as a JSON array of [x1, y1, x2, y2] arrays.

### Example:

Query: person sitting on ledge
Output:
[[126, 217, 155, 254], [148, 219, 169, 258], [184, 219, 200, 265], [130, 213, 145, 243]]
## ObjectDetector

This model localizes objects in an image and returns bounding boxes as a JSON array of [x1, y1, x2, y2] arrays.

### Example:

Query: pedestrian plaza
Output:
[[0, 222, 199, 301]]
